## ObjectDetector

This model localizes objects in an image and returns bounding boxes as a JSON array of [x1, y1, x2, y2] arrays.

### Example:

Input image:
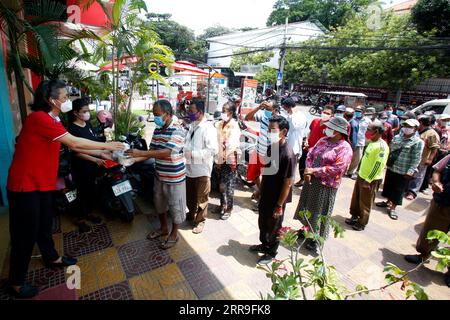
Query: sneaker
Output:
[[404, 254, 423, 265], [87, 215, 102, 224], [345, 217, 358, 226], [192, 222, 205, 234], [77, 221, 91, 233], [352, 223, 365, 231], [257, 254, 275, 265], [249, 244, 266, 253], [294, 180, 304, 187], [8, 283, 39, 299], [350, 174, 358, 180], [221, 210, 232, 220]]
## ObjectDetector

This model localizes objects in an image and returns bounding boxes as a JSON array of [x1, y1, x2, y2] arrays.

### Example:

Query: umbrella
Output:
[[96, 55, 139, 73], [67, 58, 99, 71], [171, 61, 209, 76]]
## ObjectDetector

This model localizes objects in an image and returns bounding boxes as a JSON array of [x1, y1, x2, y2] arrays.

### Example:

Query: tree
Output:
[[145, 16, 196, 60], [266, 0, 375, 29], [411, 0, 450, 37], [230, 48, 274, 72], [284, 11, 450, 103]]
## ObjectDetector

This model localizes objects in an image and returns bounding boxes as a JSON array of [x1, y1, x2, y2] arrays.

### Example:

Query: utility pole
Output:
[[277, 16, 288, 96]]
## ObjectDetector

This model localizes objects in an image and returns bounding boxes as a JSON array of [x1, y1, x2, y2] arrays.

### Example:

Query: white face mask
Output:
[[321, 113, 331, 121], [269, 131, 280, 143], [58, 99, 72, 113], [402, 127, 415, 136], [221, 113, 230, 122], [325, 128, 335, 138], [79, 111, 90, 121]]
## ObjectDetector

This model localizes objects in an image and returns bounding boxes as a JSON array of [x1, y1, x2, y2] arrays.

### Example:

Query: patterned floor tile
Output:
[[177, 255, 224, 299], [107, 214, 152, 246], [203, 288, 233, 300], [164, 281, 198, 300], [25, 267, 67, 291], [117, 239, 173, 279], [33, 283, 78, 300], [166, 237, 197, 263], [128, 271, 166, 300], [76, 247, 126, 297], [149, 263, 186, 287], [63, 224, 113, 258], [80, 281, 133, 300]]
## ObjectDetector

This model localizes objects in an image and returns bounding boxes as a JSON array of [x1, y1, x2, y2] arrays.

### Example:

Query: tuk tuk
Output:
[[320, 91, 368, 109]]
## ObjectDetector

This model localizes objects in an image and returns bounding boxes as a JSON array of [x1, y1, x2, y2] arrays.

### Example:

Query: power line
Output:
[[208, 44, 450, 59]]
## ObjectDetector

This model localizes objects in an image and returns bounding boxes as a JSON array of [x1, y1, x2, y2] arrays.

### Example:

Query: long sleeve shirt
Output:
[[389, 134, 424, 176], [356, 117, 371, 147], [306, 137, 354, 189], [184, 118, 219, 178], [285, 111, 308, 157]]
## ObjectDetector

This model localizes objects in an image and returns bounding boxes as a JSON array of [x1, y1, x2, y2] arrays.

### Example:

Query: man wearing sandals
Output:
[[127, 100, 187, 249], [376, 119, 424, 220]]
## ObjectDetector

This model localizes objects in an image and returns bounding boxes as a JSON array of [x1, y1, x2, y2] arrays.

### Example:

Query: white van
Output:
[[411, 99, 450, 118]]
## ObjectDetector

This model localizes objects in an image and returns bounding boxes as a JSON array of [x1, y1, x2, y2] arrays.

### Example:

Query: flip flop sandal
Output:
[[159, 237, 179, 250], [147, 230, 168, 240], [376, 201, 389, 208], [388, 210, 398, 220]]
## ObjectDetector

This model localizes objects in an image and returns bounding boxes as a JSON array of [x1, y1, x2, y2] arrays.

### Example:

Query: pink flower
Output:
[[300, 226, 310, 232], [277, 227, 292, 234]]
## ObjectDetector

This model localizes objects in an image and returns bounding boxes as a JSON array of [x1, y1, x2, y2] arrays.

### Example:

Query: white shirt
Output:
[[282, 110, 308, 156], [184, 118, 219, 178]]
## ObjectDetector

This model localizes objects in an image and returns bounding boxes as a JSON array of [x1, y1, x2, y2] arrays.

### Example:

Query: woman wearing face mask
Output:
[[68, 98, 109, 233], [214, 101, 241, 220], [6, 80, 124, 298], [295, 105, 334, 187], [295, 117, 353, 254], [376, 119, 424, 220]]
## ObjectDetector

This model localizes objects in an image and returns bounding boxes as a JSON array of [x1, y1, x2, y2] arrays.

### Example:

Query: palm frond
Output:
[[23, 0, 66, 26]]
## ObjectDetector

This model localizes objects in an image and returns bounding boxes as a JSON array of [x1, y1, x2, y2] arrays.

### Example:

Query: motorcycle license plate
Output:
[[112, 180, 132, 197], [65, 190, 77, 203]]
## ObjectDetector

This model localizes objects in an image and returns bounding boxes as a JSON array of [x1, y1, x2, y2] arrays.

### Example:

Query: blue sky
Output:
[[144, 0, 408, 36]]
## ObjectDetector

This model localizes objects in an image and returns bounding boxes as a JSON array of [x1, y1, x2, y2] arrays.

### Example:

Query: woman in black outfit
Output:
[[68, 98, 107, 232]]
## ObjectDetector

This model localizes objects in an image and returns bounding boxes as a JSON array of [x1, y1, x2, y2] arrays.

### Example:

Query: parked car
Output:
[[411, 99, 450, 118]]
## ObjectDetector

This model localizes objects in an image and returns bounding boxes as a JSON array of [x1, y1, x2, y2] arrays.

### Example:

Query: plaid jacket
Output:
[[388, 134, 424, 176]]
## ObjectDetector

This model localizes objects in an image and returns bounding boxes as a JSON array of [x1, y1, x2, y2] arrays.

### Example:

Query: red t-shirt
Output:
[[308, 118, 327, 149], [7, 111, 68, 192]]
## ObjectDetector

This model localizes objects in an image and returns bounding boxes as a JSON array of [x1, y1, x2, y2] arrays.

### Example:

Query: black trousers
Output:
[[298, 151, 308, 180], [7, 191, 60, 286], [72, 166, 96, 220], [258, 204, 285, 256]]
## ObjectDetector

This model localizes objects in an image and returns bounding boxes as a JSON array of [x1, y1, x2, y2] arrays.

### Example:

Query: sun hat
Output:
[[365, 107, 376, 115], [336, 105, 346, 112], [325, 116, 349, 135], [345, 107, 355, 113], [403, 119, 420, 128]]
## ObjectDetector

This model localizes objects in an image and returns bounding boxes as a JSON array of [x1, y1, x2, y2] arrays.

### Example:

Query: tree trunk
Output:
[[395, 89, 402, 107]]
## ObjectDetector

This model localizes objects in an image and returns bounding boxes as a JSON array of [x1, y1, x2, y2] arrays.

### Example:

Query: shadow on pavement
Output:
[[216, 239, 258, 268]]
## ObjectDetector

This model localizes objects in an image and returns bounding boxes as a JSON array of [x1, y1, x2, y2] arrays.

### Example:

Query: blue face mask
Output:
[[264, 110, 273, 118], [396, 110, 404, 116], [355, 112, 363, 118], [336, 113, 344, 118], [386, 110, 393, 116], [154, 115, 165, 127]]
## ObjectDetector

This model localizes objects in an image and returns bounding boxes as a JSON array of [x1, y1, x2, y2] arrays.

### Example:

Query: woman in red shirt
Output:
[[6, 80, 123, 299]]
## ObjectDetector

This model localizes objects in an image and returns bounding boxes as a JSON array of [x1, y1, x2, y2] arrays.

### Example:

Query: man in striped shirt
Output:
[[127, 100, 186, 249], [346, 120, 389, 231], [245, 100, 277, 201]]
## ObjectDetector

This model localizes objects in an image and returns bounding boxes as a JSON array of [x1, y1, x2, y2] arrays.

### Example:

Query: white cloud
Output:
[[144, 0, 275, 36]]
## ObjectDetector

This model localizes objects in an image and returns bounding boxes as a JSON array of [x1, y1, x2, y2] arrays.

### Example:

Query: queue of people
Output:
[[6, 80, 450, 299]]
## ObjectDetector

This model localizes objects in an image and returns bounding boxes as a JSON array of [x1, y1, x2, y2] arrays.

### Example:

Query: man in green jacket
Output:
[[346, 120, 389, 231]]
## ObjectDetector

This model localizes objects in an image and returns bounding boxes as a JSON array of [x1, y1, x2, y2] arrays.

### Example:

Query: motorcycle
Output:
[[120, 132, 155, 202], [309, 104, 324, 116], [54, 148, 78, 215], [97, 146, 137, 222]]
